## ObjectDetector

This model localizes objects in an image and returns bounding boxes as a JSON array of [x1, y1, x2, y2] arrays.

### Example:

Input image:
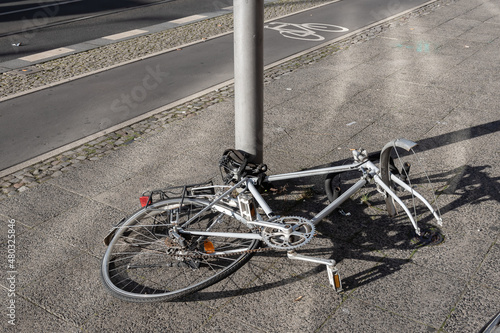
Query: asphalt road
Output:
[[0, 0, 432, 172], [0, 0, 233, 62]]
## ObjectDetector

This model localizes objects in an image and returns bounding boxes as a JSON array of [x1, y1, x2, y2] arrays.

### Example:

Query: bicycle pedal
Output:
[[327, 265, 343, 293]]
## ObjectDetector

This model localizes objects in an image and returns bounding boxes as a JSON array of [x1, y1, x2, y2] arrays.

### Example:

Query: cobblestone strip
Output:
[[0, 0, 454, 200]]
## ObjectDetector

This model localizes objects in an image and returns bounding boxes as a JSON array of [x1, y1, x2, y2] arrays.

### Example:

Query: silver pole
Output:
[[234, 0, 264, 164]]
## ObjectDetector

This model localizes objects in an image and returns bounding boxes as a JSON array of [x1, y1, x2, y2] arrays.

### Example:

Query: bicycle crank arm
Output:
[[373, 174, 422, 236], [390, 173, 443, 226], [287, 251, 342, 292]]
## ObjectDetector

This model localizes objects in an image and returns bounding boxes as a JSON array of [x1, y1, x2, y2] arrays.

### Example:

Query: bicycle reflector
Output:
[[140, 196, 152, 207], [238, 193, 256, 221], [204, 240, 215, 254]]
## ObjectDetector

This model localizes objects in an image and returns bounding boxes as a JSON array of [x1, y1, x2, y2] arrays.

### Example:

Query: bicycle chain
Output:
[[170, 246, 274, 260], [161, 217, 315, 259]]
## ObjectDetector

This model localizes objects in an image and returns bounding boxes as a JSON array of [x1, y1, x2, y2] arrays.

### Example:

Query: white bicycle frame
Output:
[[171, 139, 443, 291], [180, 144, 441, 236]]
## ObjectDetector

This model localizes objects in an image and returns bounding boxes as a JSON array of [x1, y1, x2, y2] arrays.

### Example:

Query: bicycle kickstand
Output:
[[287, 251, 343, 293]]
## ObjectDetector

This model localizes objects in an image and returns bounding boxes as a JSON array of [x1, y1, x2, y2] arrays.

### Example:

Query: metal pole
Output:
[[234, 0, 264, 164]]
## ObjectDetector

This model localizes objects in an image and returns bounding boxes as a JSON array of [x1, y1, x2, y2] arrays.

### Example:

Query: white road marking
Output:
[[170, 14, 207, 24], [19, 47, 74, 62], [103, 29, 149, 41]]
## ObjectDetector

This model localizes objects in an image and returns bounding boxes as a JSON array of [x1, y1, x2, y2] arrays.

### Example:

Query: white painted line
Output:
[[19, 47, 75, 62], [103, 29, 149, 41], [222, 6, 233, 10], [170, 14, 207, 24]]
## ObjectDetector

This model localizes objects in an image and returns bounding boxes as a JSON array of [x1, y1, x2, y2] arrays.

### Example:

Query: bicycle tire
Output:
[[325, 172, 342, 203], [324, 169, 359, 214], [101, 197, 260, 302]]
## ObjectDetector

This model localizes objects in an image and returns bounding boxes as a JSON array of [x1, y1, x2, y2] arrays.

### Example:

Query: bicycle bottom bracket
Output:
[[261, 216, 315, 250]]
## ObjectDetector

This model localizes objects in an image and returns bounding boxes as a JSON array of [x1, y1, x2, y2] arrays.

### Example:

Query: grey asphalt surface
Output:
[[1, 0, 500, 332]]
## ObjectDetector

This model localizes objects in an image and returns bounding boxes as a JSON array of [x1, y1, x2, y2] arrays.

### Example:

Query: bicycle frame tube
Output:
[[390, 173, 443, 226], [179, 229, 262, 240], [266, 163, 362, 182], [180, 178, 248, 229], [310, 178, 367, 225], [247, 180, 275, 217], [250, 163, 368, 226]]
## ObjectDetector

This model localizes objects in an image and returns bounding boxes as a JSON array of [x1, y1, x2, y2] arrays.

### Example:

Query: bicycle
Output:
[[100, 138, 443, 302]]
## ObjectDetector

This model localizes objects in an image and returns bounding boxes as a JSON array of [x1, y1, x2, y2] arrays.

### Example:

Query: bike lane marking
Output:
[[264, 22, 349, 41], [169, 14, 208, 25], [19, 47, 75, 62], [103, 29, 149, 41]]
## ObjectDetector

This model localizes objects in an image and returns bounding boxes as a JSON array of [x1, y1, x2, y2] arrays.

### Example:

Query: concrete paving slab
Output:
[[318, 296, 436, 332], [1, 297, 79, 332], [459, 2, 499, 22], [0, 183, 85, 228], [411, 232, 494, 280], [318, 44, 383, 71], [428, 17, 483, 37], [200, 311, 267, 333], [485, 13, 500, 24], [181, 252, 282, 309], [444, 284, 500, 332], [474, 242, 500, 291], [33, 199, 125, 258], [0, 227, 82, 289], [299, 77, 371, 111], [353, 260, 465, 328], [266, 65, 345, 96], [408, 11, 458, 29], [21, 255, 109, 327], [48, 160, 137, 198], [348, 82, 459, 118], [457, 23, 500, 42], [92, 173, 174, 213], [220, 260, 342, 332], [85, 298, 215, 332], [434, 38, 485, 59]]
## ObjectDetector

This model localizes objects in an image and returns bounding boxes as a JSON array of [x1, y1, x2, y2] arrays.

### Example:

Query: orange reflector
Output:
[[140, 196, 151, 207], [334, 274, 341, 290], [204, 240, 215, 254]]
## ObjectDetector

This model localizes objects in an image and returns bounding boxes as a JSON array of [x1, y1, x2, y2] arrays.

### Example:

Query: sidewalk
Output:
[[1, 0, 499, 331]]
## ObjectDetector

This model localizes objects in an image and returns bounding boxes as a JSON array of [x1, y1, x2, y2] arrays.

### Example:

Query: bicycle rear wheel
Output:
[[101, 197, 260, 302]]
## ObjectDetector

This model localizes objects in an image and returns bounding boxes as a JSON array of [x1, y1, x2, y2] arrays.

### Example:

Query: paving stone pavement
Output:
[[1, 0, 499, 332]]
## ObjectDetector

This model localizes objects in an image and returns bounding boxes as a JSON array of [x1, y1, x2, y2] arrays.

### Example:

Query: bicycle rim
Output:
[[101, 197, 260, 302]]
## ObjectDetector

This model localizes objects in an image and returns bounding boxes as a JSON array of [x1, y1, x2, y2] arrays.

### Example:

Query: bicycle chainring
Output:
[[261, 216, 315, 251]]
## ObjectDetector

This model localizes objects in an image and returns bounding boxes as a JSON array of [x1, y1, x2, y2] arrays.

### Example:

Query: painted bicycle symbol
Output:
[[264, 22, 349, 41]]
